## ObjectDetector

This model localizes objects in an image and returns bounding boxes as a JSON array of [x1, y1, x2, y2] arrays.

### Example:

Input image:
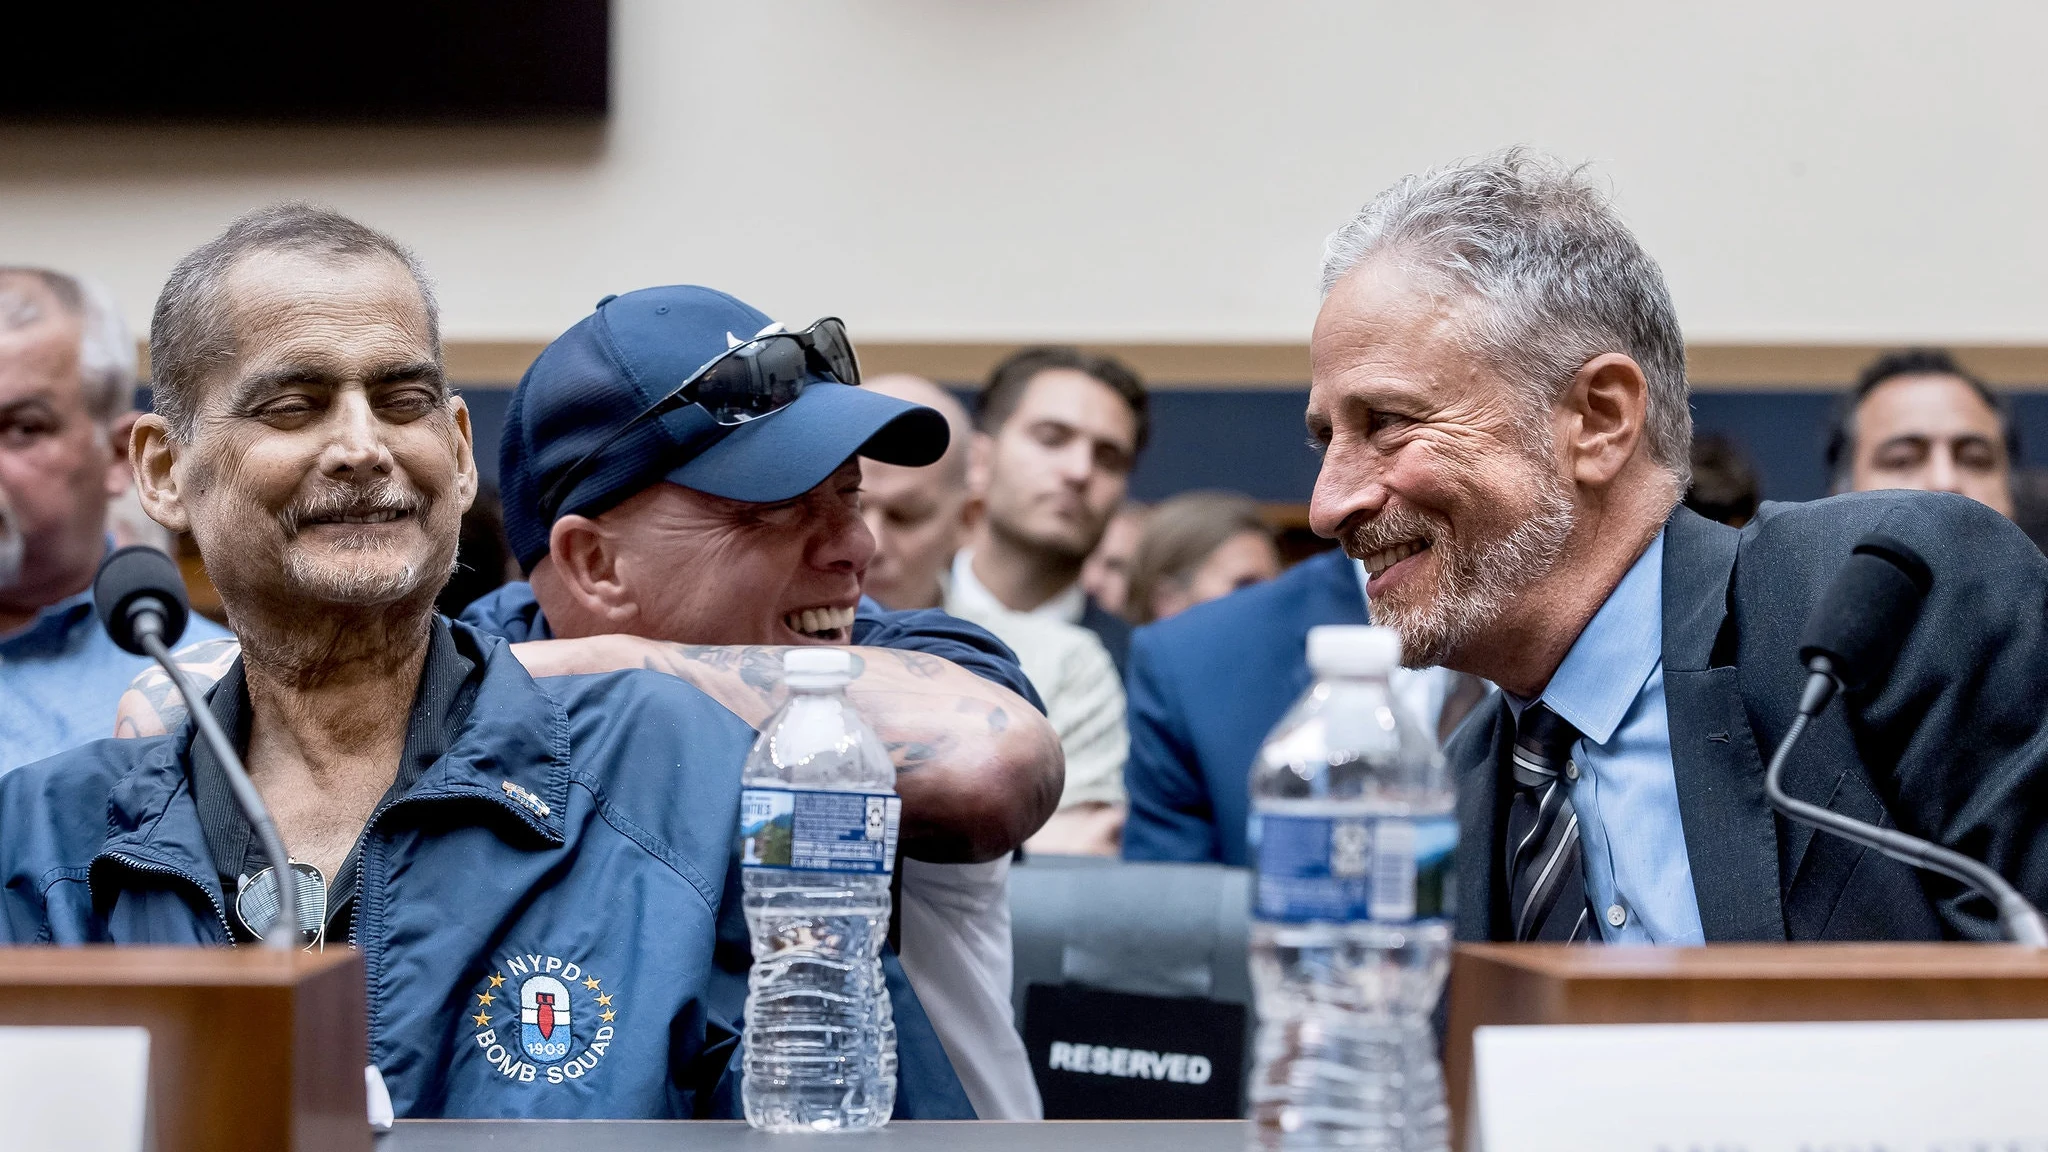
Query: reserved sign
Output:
[[1472, 1018, 2048, 1151], [1023, 983, 1246, 1119]]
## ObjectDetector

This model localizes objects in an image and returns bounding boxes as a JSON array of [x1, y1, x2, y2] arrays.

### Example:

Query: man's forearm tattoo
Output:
[[115, 637, 239, 737], [886, 739, 942, 772]]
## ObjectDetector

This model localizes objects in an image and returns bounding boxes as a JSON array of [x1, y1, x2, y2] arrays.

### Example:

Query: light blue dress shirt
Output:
[[1505, 530, 1705, 945], [0, 584, 231, 776]]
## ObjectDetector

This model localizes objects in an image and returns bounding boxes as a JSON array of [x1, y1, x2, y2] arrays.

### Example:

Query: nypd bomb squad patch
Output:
[[469, 953, 618, 1084]]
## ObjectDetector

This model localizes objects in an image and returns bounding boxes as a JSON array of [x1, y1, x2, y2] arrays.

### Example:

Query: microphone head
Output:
[[93, 545, 192, 655], [1796, 533, 1933, 692]]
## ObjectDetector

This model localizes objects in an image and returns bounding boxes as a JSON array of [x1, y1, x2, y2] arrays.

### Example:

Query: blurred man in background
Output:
[[954, 347, 1147, 674], [1079, 501, 1147, 619], [860, 374, 1128, 857], [0, 266, 226, 774], [859, 375, 976, 613], [1827, 348, 2017, 517]]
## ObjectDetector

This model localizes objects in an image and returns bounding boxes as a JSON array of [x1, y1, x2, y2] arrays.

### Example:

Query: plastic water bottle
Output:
[[1247, 626, 1455, 1152], [739, 648, 901, 1131]]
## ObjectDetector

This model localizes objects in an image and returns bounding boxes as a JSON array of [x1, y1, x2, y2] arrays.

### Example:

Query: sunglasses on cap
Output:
[[538, 317, 860, 523]]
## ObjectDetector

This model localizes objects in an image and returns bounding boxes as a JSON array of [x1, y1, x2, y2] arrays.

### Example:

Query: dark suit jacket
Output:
[[1450, 493, 2048, 943], [1122, 550, 1366, 865]]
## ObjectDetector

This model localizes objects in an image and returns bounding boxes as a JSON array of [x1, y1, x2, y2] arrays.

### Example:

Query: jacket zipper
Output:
[[101, 851, 233, 944]]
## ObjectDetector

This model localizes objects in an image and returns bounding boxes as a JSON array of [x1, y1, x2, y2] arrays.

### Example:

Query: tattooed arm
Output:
[[516, 635, 1064, 864], [118, 635, 1065, 864], [112, 638, 242, 738]]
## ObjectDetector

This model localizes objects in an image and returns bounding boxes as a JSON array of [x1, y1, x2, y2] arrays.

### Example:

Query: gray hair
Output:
[[1321, 147, 1692, 486], [0, 267, 136, 422], [150, 203, 440, 441]]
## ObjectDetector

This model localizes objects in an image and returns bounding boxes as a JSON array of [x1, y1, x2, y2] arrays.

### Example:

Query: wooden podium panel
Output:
[[1445, 943, 2048, 1147], [0, 947, 369, 1152]]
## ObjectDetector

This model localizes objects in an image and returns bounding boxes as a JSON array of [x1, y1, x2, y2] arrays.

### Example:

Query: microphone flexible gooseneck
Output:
[[95, 546, 302, 952], [1764, 534, 2048, 947]]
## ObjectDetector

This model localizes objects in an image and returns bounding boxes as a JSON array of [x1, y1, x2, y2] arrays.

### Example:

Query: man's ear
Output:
[[131, 414, 191, 534], [545, 514, 636, 626], [104, 411, 141, 498], [1560, 353, 1650, 487], [448, 395, 479, 514]]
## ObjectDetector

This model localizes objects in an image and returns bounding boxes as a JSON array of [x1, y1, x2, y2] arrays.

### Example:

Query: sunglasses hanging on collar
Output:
[[235, 860, 328, 950]]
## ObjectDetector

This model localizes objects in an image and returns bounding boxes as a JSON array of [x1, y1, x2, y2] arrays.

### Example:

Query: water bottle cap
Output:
[[1306, 625, 1401, 677], [782, 646, 853, 686]]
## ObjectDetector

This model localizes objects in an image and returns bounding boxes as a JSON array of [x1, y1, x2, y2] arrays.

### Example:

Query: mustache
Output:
[[278, 481, 426, 535], [1339, 502, 1444, 558]]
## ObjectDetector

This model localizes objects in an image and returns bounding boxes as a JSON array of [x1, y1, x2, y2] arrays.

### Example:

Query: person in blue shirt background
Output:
[[0, 265, 228, 774], [1122, 548, 1476, 867]]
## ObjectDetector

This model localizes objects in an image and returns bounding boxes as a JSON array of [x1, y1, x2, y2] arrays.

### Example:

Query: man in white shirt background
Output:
[[862, 373, 1128, 856], [950, 346, 1149, 676]]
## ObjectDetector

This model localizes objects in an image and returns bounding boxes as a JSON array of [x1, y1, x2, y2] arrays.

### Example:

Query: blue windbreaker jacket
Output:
[[459, 584, 1047, 1120]]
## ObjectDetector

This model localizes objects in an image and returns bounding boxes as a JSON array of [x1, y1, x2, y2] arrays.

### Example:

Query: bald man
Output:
[[861, 375, 978, 611], [862, 376, 1129, 855]]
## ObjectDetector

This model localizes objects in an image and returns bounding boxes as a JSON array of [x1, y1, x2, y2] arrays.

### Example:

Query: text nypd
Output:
[[1047, 1041, 1212, 1084]]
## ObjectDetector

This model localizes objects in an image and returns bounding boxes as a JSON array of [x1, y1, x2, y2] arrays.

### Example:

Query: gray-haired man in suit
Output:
[[1306, 148, 2048, 944]]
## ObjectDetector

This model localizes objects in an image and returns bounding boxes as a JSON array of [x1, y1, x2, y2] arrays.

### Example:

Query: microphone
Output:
[[1765, 533, 2048, 946], [94, 546, 303, 952]]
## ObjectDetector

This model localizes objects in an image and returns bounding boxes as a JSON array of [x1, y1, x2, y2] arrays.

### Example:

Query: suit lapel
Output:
[[1450, 695, 1511, 942], [1661, 508, 1787, 941]]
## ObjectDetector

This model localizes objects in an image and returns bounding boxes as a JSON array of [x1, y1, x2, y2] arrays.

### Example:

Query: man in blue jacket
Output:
[[0, 205, 1055, 1118], [1122, 552, 1477, 866], [458, 283, 1056, 1120]]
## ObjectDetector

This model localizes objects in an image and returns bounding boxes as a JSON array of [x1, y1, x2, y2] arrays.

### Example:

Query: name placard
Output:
[[0, 1026, 150, 1152], [1472, 1018, 2048, 1152]]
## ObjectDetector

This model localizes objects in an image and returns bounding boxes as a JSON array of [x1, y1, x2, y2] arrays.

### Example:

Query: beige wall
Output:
[[2, 0, 2043, 347]]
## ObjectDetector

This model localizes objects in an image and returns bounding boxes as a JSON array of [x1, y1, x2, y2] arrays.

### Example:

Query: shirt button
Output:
[[1606, 903, 1628, 928], [1564, 759, 1579, 781]]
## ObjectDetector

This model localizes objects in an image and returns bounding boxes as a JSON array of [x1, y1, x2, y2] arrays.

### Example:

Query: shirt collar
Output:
[[0, 588, 96, 652], [1520, 529, 1665, 746], [949, 549, 1086, 625]]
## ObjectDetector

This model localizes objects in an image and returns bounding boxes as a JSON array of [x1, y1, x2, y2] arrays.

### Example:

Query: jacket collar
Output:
[[90, 619, 570, 916], [1660, 505, 1787, 940]]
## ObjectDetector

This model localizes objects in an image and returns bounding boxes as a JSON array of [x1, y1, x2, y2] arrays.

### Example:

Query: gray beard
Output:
[[1358, 475, 1577, 670]]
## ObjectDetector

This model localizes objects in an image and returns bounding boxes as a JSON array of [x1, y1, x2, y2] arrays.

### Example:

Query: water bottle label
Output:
[[739, 787, 902, 874], [1250, 812, 1456, 923]]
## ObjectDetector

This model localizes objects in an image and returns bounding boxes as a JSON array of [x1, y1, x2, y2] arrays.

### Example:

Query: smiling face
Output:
[[1307, 259, 1576, 668], [134, 249, 475, 623], [597, 457, 873, 646], [978, 369, 1139, 564]]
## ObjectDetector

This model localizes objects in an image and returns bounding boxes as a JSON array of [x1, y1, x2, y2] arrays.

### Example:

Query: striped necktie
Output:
[[1502, 703, 1595, 943]]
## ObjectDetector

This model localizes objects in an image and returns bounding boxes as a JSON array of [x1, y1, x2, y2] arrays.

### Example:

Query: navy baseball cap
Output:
[[499, 285, 948, 570]]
